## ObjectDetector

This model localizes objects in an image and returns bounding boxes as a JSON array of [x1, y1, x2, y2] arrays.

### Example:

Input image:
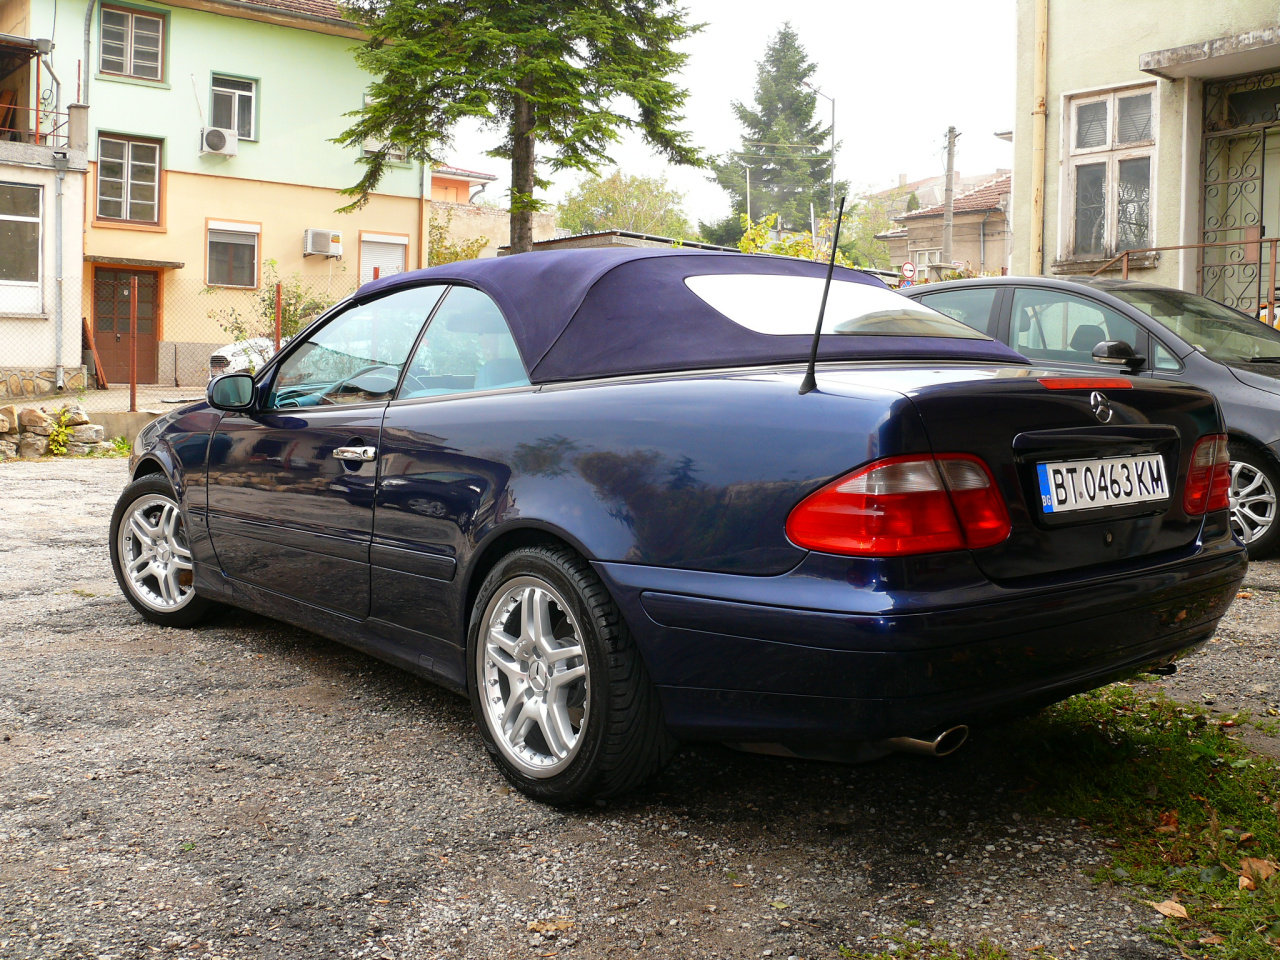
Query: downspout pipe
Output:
[[82, 0, 96, 106], [52, 151, 68, 390], [1029, 0, 1049, 275]]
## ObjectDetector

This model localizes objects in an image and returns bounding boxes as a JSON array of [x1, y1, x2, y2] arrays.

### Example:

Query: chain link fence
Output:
[[1, 271, 362, 414]]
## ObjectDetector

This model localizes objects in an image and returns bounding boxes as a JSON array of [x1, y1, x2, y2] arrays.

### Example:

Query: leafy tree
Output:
[[702, 23, 846, 240], [336, 0, 704, 253], [837, 191, 899, 269], [737, 213, 852, 266], [558, 170, 693, 239], [205, 261, 339, 343]]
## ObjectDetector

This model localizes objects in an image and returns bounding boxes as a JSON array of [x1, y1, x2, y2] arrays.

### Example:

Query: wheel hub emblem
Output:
[[1090, 391, 1113, 423], [527, 659, 549, 693]]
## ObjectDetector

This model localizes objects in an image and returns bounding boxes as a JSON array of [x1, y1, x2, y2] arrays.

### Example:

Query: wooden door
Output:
[[94, 268, 159, 384]]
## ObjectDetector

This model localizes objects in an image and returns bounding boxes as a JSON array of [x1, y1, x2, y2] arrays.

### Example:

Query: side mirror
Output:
[[207, 373, 256, 411], [1092, 339, 1147, 372]]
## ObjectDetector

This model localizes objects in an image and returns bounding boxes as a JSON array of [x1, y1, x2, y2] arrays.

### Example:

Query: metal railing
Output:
[[0, 100, 69, 147], [1090, 238, 1280, 320]]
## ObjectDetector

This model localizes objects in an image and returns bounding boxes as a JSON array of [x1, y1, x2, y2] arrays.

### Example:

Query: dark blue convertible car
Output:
[[112, 249, 1247, 802]]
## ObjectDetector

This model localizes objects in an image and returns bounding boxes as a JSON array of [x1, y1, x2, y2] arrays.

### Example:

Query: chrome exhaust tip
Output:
[[886, 725, 969, 758]]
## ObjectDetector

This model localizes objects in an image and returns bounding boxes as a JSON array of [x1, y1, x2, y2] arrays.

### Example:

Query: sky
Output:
[[445, 0, 1017, 230]]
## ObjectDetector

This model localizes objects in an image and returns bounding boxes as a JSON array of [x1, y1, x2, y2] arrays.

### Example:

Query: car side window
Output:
[[397, 285, 530, 399], [915, 288, 999, 337], [267, 285, 445, 408], [1151, 340, 1182, 371], [1010, 289, 1143, 364]]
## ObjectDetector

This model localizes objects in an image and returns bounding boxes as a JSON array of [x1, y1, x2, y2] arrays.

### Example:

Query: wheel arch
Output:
[[1226, 430, 1280, 471], [460, 521, 598, 645]]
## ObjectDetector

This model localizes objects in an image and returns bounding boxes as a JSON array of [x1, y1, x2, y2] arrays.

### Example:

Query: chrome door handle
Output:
[[333, 446, 377, 462]]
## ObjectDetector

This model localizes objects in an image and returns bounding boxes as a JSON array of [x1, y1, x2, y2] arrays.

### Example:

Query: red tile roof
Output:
[[219, 0, 349, 27], [897, 173, 1011, 221]]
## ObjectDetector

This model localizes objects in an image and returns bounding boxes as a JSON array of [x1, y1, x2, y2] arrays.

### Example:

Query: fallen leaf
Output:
[[770, 901, 789, 909], [732, 883, 746, 888], [1199, 935, 1225, 945], [1154, 825, 1178, 834], [1238, 592, 1253, 599], [1239, 875, 1255, 891], [1240, 857, 1278, 883], [528, 918, 575, 934], [1158, 810, 1179, 829], [1146, 899, 1188, 920]]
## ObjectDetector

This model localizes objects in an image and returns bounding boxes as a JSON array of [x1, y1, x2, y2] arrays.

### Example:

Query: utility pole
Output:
[[941, 125, 957, 274]]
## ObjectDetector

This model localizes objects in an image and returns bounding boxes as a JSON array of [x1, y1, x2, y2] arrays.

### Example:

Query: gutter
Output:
[[1029, 0, 1048, 275]]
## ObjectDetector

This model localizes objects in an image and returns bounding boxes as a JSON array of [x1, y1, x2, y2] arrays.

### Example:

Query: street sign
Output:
[[900, 261, 917, 281], [899, 279, 914, 288]]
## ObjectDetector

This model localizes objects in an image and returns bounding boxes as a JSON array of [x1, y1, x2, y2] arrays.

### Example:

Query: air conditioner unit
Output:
[[200, 126, 238, 157], [304, 228, 343, 259]]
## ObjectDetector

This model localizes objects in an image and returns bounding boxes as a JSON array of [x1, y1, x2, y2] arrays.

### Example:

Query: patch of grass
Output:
[[1010, 684, 1280, 959], [839, 937, 1009, 960]]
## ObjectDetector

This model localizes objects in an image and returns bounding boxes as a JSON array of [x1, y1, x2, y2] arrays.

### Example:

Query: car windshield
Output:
[[1105, 286, 1280, 362], [684, 274, 989, 339]]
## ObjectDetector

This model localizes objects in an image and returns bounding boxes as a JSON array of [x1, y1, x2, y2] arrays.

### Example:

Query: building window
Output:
[[1068, 87, 1154, 258], [0, 182, 41, 313], [207, 223, 258, 288], [360, 234, 408, 284], [211, 76, 256, 140], [100, 7, 164, 81], [362, 96, 407, 162], [97, 135, 161, 223]]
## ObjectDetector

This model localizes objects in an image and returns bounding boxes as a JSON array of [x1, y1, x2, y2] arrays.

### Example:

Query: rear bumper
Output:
[[594, 535, 1246, 742]]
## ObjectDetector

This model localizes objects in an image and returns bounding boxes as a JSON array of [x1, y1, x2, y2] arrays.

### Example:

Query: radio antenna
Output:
[[799, 195, 846, 395]]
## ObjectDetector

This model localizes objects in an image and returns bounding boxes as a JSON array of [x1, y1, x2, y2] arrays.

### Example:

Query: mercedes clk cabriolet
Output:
[[111, 249, 1246, 803]]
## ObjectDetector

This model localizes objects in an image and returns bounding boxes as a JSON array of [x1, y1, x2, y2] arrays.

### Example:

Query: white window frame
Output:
[[99, 6, 165, 81], [0, 181, 42, 313], [1065, 84, 1157, 260], [211, 75, 257, 141], [96, 135, 161, 223], [361, 96, 408, 162], [206, 220, 260, 289]]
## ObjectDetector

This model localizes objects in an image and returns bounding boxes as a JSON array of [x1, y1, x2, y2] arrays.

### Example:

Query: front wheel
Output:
[[1228, 443, 1280, 560], [468, 544, 675, 803], [109, 474, 213, 627]]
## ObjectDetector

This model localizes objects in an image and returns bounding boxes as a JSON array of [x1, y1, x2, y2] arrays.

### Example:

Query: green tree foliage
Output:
[[737, 213, 852, 266], [701, 23, 847, 242], [557, 170, 693, 239], [837, 191, 900, 269], [336, 0, 704, 253]]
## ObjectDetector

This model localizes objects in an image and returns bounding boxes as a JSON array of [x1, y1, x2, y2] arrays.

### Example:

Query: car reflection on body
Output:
[[113, 250, 1246, 803]]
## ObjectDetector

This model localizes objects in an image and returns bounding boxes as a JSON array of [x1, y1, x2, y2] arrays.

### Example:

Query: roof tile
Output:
[[897, 173, 1011, 221]]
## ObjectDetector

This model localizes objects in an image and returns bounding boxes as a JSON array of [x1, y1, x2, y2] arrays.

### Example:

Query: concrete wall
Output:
[[1012, 0, 1278, 283], [894, 211, 1012, 277]]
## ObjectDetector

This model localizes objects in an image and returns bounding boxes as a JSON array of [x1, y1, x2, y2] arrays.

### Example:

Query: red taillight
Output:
[[1183, 434, 1230, 516], [1037, 377, 1133, 390], [786, 454, 1012, 557]]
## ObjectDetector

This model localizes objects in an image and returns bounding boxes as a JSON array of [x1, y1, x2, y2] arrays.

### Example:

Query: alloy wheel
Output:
[[1229, 459, 1277, 545], [479, 576, 589, 778], [117, 493, 196, 612]]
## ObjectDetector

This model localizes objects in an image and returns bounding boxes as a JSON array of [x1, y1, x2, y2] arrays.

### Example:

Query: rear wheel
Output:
[[109, 475, 213, 627], [467, 544, 675, 803], [1228, 442, 1280, 559]]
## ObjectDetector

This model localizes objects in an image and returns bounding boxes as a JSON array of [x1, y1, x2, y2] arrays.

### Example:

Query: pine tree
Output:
[[701, 24, 845, 243], [336, 0, 703, 253]]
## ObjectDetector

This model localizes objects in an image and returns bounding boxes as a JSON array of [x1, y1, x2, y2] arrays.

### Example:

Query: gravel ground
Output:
[[1, 458, 1276, 960]]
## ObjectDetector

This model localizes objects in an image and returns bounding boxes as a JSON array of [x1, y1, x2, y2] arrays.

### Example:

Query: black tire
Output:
[[1228, 442, 1280, 560], [467, 544, 676, 803], [109, 474, 214, 628]]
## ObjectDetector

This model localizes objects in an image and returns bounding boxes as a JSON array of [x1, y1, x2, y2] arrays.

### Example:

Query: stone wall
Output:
[[0, 404, 116, 460], [0, 367, 90, 399]]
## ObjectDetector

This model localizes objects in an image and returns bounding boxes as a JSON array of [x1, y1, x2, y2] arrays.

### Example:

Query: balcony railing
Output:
[[1090, 239, 1280, 320], [0, 100, 68, 148]]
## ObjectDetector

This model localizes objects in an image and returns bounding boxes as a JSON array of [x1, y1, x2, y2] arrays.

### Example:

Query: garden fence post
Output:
[[129, 275, 138, 414]]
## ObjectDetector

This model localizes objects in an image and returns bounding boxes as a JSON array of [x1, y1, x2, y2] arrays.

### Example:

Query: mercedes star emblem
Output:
[[1090, 390, 1113, 423]]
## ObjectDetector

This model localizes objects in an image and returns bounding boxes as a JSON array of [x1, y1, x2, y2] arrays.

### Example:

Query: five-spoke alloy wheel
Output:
[[1228, 443, 1280, 559], [110, 474, 212, 627], [468, 544, 674, 803]]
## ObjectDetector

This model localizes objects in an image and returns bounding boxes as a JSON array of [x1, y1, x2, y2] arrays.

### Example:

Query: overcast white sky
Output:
[[446, 0, 1016, 228]]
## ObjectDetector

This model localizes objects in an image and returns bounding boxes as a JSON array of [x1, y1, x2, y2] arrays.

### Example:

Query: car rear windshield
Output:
[[684, 274, 990, 339], [1106, 286, 1280, 363]]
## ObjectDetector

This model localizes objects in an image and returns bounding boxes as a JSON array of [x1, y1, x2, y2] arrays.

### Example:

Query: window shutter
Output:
[[361, 240, 406, 284]]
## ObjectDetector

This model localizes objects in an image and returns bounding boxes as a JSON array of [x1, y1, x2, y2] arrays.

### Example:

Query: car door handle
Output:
[[333, 446, 377, 462]]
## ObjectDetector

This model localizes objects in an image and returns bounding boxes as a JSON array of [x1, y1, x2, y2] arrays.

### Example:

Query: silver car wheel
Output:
[[1229, 459, 1277, 545], [117, 493, 196, 613], [478, 576, 589, 778]]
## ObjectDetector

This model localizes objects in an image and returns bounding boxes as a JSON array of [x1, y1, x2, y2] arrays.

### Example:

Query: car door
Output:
[[1005, 286, 1150, 373], [370, 285, 533, 681], [206, 285, 446, 617], [911, 286, 1005, 338]]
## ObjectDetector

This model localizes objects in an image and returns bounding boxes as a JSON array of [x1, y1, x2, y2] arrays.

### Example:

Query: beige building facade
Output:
[[1013, 0, 1280, 312]]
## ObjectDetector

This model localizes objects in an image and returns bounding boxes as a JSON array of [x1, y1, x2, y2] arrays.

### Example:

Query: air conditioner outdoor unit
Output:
[[200, 126, 238, 157], [304, 228, 343, 259]]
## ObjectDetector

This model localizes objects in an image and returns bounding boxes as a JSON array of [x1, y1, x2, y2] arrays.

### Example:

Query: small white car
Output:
[[208, 337, 288, 380]]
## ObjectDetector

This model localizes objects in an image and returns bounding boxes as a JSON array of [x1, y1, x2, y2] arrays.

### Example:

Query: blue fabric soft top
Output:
[[356, 248, 1027, 383]]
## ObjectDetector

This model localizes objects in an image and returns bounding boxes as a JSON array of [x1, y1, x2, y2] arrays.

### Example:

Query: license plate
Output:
[[1037, 454, 1169, 514]]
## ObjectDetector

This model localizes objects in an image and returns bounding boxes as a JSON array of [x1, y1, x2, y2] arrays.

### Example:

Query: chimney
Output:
[[899, 173, 907, 188]]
